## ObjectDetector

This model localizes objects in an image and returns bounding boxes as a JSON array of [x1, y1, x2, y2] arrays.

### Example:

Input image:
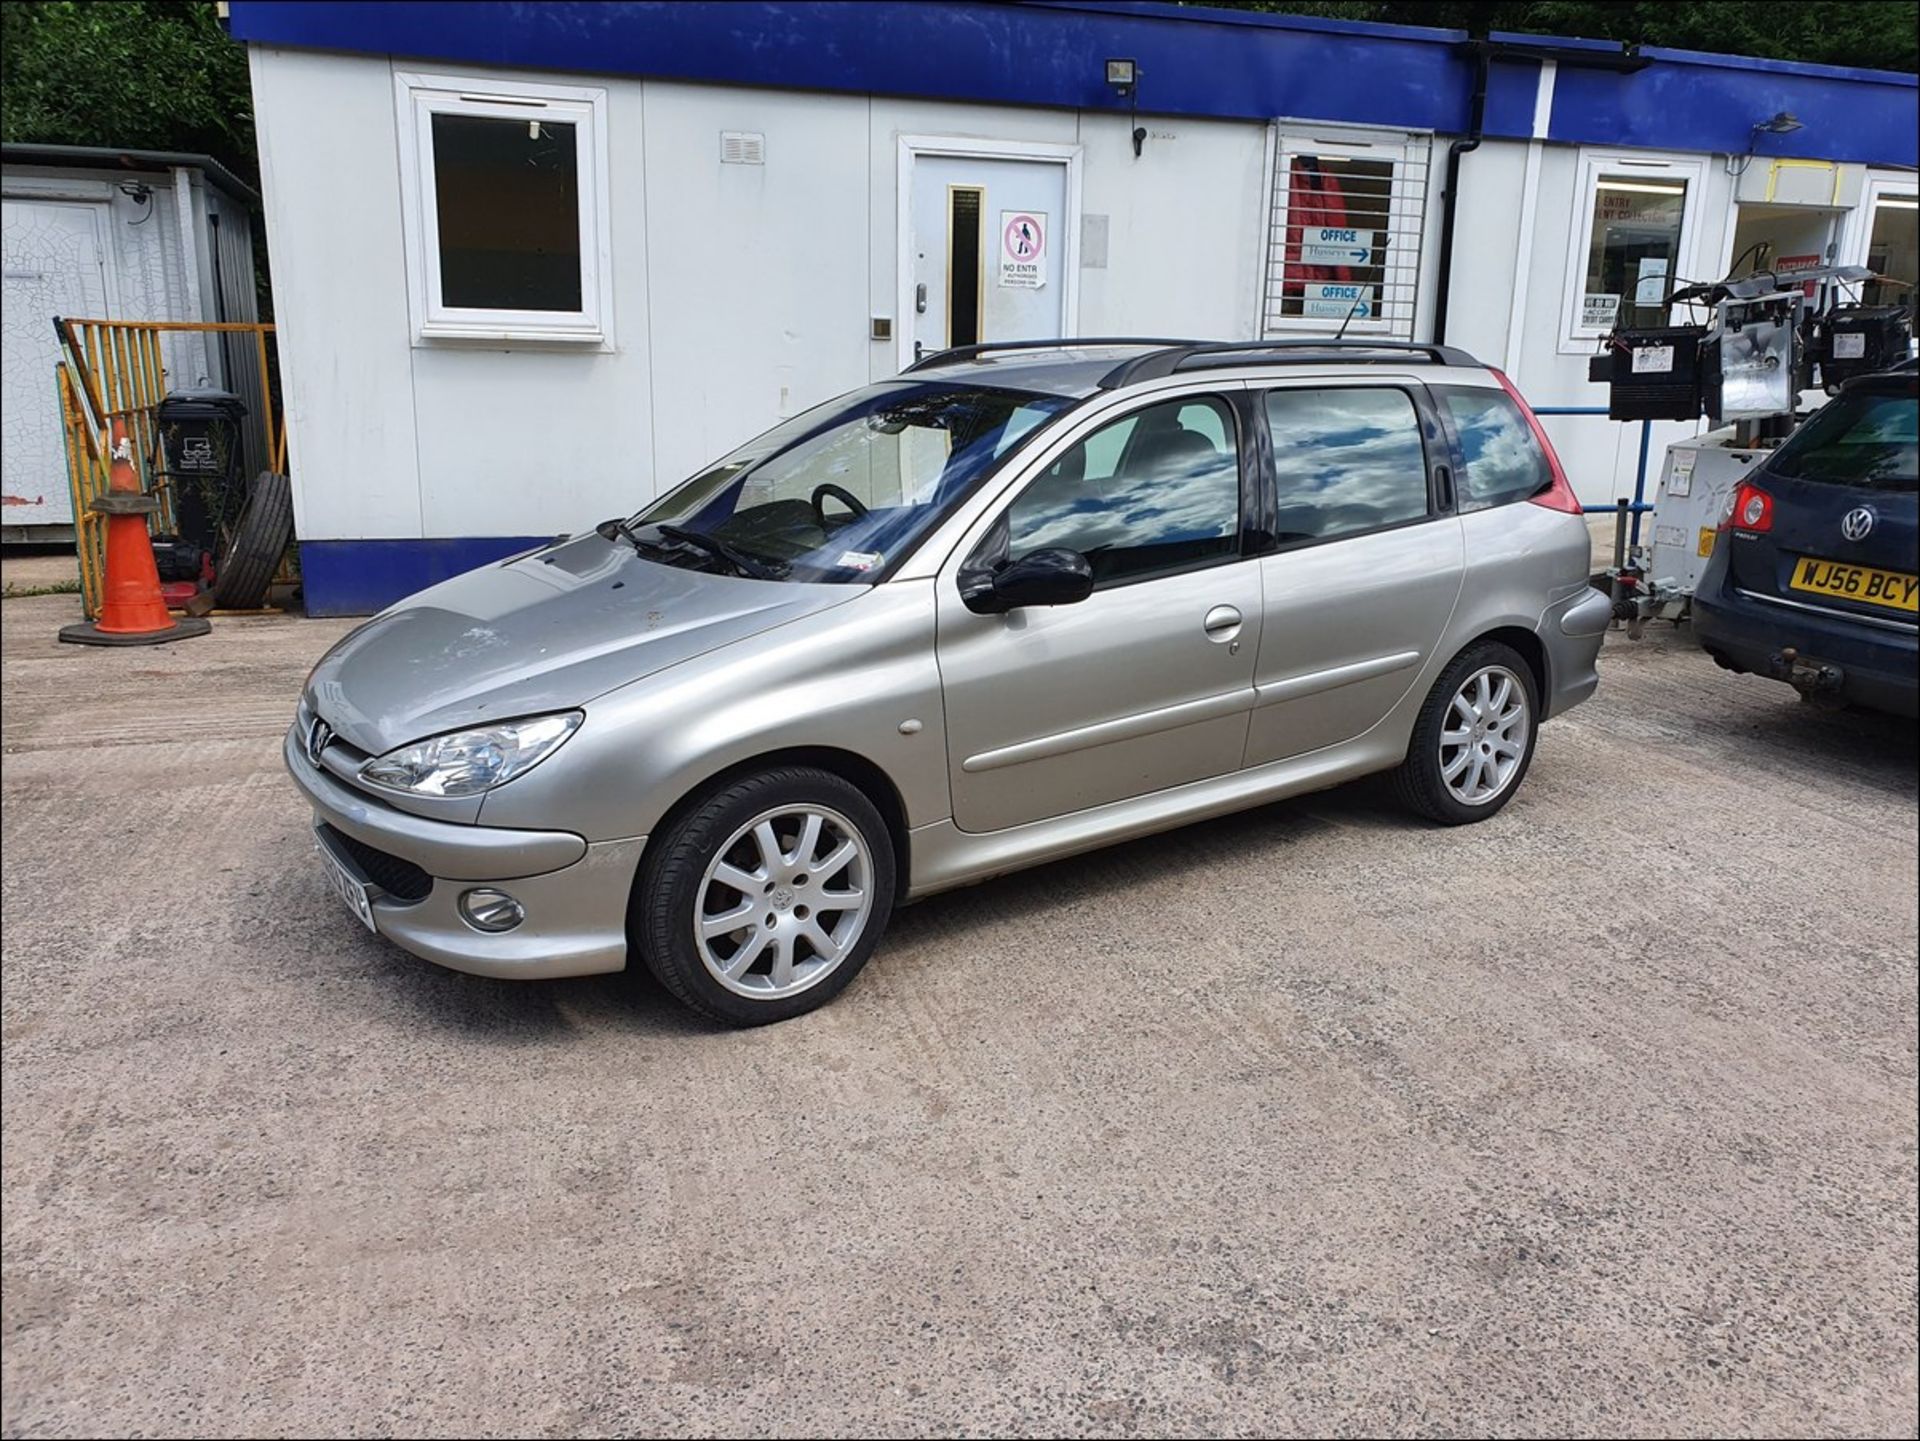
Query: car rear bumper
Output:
[[1540, 584, 1612, 718], [285, 725, 643, 978], [1693, 588, 1919, 718]]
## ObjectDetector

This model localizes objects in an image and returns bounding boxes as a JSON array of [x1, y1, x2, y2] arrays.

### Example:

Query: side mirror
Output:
[[960, 548, 1094, 614]]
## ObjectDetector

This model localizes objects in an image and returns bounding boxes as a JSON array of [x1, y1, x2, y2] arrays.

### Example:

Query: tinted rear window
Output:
[[1264, 387, 1431, 542], [1768, 388, 1918, 492], [1438, 387, 1552, 511]]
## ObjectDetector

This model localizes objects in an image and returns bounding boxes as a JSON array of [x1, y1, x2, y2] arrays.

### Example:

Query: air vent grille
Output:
[[720, 131, 766, 165]]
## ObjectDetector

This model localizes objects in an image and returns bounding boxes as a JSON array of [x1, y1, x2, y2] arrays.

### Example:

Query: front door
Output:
[[937, 390, 1262, 834], [907, 152, 1069, 366], [2, 198, 115, 525]]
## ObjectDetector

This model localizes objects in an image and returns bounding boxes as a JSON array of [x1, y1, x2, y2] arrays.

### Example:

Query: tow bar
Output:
[[1768, 647, 1845, 703]]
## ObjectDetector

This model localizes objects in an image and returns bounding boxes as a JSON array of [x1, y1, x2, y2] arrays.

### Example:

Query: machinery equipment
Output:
[[1585, 264, 1913, 632]]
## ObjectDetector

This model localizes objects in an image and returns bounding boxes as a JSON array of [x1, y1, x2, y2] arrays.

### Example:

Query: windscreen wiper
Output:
[[595, 516, 649, 552], [653, 524, 786, 580]]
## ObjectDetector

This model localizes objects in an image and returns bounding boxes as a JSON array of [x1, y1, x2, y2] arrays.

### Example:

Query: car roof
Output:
[[906, 338, 1492, 398]]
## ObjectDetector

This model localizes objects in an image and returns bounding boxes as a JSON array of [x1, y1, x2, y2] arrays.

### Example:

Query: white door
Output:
[[906, 152, 1070, 367], [2, 198, 115, 524]]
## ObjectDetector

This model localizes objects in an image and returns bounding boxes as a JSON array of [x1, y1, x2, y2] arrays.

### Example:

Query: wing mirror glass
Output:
[[960, 548, 1095, 614]]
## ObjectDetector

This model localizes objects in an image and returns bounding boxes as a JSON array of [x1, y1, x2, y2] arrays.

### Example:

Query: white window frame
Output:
[[1262, 123, 1433, 341], [394, 71, 613, 345], [1559, 148, 1709, 354], [1838, 170, 1919, 288]]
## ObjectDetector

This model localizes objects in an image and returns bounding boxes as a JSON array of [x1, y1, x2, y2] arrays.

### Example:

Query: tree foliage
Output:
[[1214, 0, 1918, 72], [1, 1, 255, 178]]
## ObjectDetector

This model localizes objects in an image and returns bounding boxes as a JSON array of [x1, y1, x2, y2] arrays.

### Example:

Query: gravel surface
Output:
[[3, 590, 1914, 1438]]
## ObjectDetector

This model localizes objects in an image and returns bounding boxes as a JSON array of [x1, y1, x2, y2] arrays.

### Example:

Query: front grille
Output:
[[319, 823, 433, 902]]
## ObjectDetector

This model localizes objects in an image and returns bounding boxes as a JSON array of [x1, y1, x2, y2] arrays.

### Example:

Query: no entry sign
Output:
[[999, 211, 1046, 289]]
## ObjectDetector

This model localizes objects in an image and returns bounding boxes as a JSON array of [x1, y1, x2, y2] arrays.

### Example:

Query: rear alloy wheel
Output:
[[1392, 641, 1539, 825], [633, 767, 895, 1025]]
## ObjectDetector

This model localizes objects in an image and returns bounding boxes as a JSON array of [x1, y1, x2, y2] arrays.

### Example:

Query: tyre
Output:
[[1391, 640, 1540, 825], [632, 766, 896, 1026], [211, 471, 293, 610]]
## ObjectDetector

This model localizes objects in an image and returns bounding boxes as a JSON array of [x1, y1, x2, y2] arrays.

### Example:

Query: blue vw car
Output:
[[1693, 363, 1918, 718]]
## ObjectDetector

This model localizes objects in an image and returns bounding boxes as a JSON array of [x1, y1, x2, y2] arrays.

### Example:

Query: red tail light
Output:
[[1493, 368, 1582, 514], [1720, 481, 1774, 533]]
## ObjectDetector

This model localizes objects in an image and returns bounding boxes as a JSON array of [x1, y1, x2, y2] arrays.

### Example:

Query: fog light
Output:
[[458, 887, 524, 933]]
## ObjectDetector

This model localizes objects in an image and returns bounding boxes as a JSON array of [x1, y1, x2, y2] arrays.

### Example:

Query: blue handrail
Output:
[[1529, 406, 1655, 547]]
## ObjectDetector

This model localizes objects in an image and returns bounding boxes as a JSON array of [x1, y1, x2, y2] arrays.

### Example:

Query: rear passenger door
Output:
[[1244, 381, 1463, 766]]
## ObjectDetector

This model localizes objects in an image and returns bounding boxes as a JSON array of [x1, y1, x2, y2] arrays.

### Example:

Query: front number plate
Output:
[[1788, 557, 1919, 613], [316, 841, 378, 933]]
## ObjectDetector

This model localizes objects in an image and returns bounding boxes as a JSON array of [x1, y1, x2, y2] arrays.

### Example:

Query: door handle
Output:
[[915, 282, 928, 314], [1203, 605, 1243, 642]]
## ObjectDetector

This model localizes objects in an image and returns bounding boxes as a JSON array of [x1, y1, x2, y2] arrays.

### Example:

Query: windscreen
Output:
[[1768, 386, 1919, 492], [633, 382, 1073, 582]]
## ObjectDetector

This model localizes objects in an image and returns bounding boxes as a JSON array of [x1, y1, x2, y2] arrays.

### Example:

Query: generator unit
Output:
[[1585, 264, 1913, 633], [1813, 304, 1912, 387]]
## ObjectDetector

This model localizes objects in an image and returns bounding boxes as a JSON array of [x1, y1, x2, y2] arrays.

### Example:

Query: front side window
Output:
[[634, 382, 1073, 583], [1264, 387, 1430, 542], [1437, 387, 1552, 512], [1577, 173, 1689, 334], [399, 74, 609, 341], [1001, 395, 1241, 586]]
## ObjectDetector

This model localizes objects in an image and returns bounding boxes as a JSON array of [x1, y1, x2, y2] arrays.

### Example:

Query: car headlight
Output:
[[359, 712, 583, 798]]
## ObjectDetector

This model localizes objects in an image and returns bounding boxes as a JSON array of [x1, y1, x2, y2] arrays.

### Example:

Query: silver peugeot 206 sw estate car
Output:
[[290, 339, 1610, 1025]]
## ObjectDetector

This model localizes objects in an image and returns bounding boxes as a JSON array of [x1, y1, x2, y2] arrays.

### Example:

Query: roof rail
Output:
[[1098, 339, 1482, 388], [903, 337, 1201, 373]]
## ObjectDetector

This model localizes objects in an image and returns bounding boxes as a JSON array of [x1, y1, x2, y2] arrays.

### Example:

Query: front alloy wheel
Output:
[[695, 803, 874, 999], [633, 766, 896, 1025]]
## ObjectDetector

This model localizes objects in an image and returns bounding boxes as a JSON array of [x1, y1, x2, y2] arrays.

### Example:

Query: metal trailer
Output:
[[1632, 429, 1772, 628]]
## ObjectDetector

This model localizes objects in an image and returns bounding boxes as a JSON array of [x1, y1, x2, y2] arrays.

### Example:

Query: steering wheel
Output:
[[810, 482, 869, 531]]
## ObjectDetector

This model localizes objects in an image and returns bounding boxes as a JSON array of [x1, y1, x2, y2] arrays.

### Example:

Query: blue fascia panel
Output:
[[1549, 59, 1919, 167], [227, 0, 1476, 131], [1481, 58, 1543, 140], [228, 2, 1918, 165], [1486, 30, 1625, 54], [1636, 42, 1918, 89], [1030, 0, 1468, 46], [300, 537, 545, 617]]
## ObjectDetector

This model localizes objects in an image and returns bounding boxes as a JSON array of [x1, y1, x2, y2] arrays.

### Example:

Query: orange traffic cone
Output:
[[59, 419, 211, 647]]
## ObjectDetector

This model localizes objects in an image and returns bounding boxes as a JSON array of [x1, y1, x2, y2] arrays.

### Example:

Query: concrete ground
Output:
[[0, 551, 80, 598], [2, 588, 1914, 1439]]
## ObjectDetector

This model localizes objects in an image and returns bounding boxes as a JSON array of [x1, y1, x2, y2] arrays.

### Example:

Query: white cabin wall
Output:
[[1075, 109, 1269, 341], [641, 83, 866, 489], [251, 40, 1791, 536], [250, 44, 423, 542]]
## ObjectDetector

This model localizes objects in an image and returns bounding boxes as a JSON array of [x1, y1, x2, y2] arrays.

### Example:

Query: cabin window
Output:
[[396, 73, 610, 343]]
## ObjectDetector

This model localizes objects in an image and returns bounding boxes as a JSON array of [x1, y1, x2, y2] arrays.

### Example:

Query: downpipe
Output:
[[1433, 39, 1647, 345]]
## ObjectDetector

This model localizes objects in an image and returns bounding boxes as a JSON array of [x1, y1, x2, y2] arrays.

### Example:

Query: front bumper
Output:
[[285, 726, 644, 978]]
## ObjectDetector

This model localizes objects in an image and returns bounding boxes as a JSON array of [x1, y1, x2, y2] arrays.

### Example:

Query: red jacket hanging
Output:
[[1283, 157, 1355, 297]]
